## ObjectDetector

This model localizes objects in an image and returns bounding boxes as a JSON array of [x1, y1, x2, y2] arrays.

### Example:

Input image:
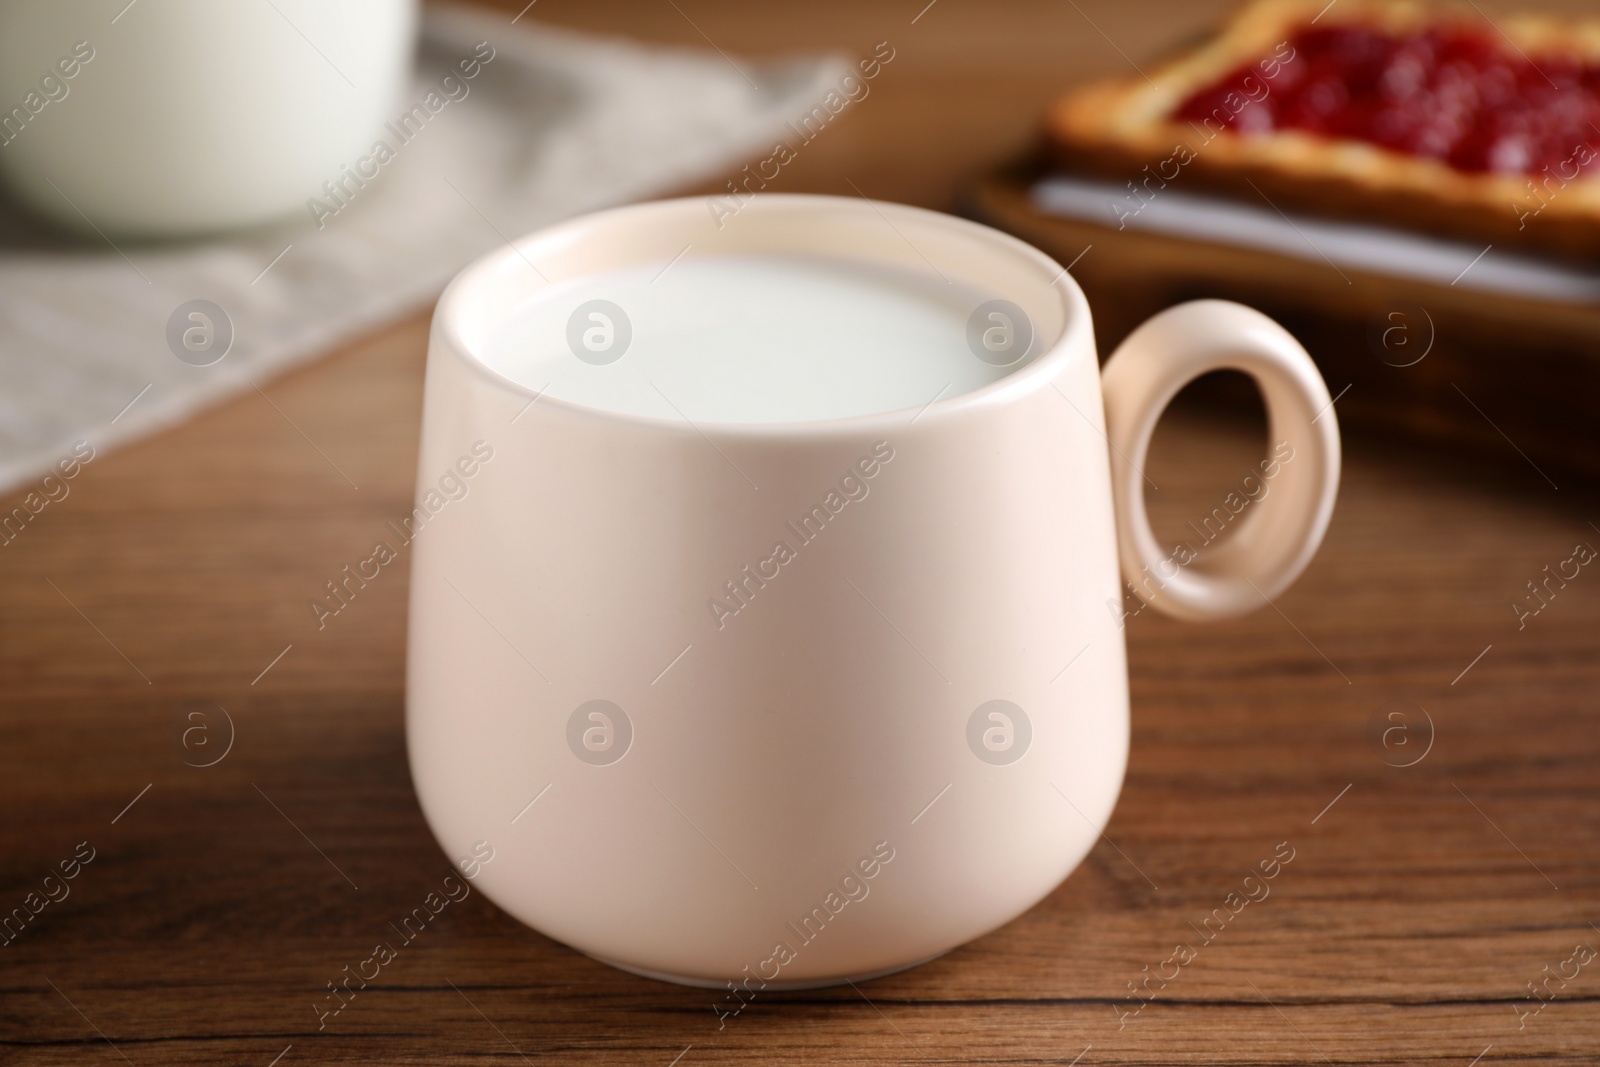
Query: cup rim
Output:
[[431, 193, 1090, 439]]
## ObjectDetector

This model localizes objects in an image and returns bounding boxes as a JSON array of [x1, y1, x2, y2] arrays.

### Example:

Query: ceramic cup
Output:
[[407, 194, 1340, 989], [0, 0, 417, 236]]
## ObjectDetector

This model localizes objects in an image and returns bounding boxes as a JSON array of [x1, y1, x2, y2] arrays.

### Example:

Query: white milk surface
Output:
[[478, 253, 1024, 424]]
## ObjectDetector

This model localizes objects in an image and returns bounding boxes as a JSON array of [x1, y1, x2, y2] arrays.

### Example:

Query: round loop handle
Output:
[[1100, 300, 1340, 621]]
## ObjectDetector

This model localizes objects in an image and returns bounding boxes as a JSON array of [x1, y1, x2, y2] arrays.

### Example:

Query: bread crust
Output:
[[1045, 0, 1600, 257]]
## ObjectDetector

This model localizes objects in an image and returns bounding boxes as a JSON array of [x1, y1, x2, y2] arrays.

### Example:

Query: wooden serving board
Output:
[[969, 160, 1600, 485]]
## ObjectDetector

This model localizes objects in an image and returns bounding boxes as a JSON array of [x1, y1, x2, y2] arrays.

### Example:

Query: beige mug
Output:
[[406, 194, 1340, 990]]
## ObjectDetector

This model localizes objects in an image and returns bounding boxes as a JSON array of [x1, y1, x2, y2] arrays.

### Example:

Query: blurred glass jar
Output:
[[0, 0, 418, 237]]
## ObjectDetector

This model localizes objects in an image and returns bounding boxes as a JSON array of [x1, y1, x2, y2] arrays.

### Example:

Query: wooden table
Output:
[[5, 1, 1597, 1064]]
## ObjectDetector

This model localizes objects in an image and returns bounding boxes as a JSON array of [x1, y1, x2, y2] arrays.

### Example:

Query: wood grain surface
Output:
[[3, 1, 1598, 1065]]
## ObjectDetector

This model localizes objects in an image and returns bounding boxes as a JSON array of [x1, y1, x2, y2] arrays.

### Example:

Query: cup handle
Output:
[[1099, 300, 1341, 621]]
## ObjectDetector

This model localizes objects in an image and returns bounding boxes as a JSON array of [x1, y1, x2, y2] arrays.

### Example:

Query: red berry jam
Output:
[[1173, 24, 1600, 175]]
